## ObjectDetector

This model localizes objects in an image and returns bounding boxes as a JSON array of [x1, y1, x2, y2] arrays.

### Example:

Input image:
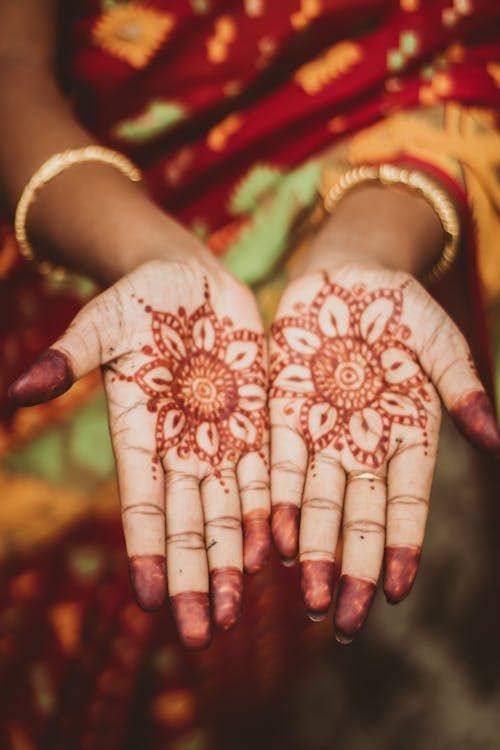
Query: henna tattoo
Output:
[[300, 560, 335, 620], [272, 502, 300, 561], [170, 591, 212, 650], [450, 390, 500, 455], [9, 349, 74, 406], [132, 283, 267, 468], [242, 508, 271, 574], [334, 575, 377, 643], [210, 567, 243, 630], [271, 280, 429, 467], [383, 546, 421, 604], [128, 554, 167, 611]]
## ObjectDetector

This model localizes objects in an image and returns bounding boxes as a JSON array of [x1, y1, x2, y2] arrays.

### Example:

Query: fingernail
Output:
[[450, 390, 500, 455], [128, 554, 166, 611], [243, 509, 271, 574], [211, 567, 243, 631], [334, 575, 377, 642], [300, 560, 334, 618], [8, 348, 73, 406], [272, 503, 300, 561], [170, 592, 212, 650], [384, 546, 421, 604]]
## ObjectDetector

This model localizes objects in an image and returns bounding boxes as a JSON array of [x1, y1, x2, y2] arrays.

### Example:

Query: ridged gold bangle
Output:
[[321, 163, 461, 285], [14, 146, 142, 279]]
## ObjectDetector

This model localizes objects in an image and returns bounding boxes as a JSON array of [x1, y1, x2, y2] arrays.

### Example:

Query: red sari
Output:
[[1, 2, 499, 748]]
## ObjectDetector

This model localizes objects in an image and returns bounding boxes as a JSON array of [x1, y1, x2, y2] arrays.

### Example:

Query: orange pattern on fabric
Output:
[[294, 41, 363, 95], [207, 113, 243, 151], [151, 689, 197, 729], [487, 63, 500, 87], [244, 0, 266, 17], [401, 0, 420, 10], [92, 5, 175, 69], [291, 0, 323, 30], [49, 602, 84, 655], [206, 15, 237, 64], [346, 104, 500, 301]]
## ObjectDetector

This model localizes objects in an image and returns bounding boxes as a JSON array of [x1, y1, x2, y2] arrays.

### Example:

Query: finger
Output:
[[237, 447, 271, 575], [201, 467, 243, 631], [270, 425, 308, 562], [104, 370, 167, 611], [334, 473, 386, 644], [384, 411, 440, 604], [165, 466, 211, 650], [8, 291, 121, 406], [419, 306, 500, 454], [299, 452, 345, 620]]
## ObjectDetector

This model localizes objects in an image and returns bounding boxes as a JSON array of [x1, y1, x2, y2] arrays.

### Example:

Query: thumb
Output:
[[418, 302, 500, 455], [9, 291, 119, 406]]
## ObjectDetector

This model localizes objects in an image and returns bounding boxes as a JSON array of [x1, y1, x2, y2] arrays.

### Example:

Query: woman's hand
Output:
[[269, 261, 500, 643], [9, 257, 271, 649]]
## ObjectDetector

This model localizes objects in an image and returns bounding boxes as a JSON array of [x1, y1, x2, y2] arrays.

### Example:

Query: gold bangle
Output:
[[14, 146, 142, 279], [320, 163, 461, 285]]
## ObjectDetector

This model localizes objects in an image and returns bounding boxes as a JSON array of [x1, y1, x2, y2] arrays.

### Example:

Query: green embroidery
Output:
[[223, 160, 321, 286], [190, 0, 211, 13], [8, 430, 65, 484], [114, 100, 187, 143], [229, 164, 284, 215], [190, 218, 210, 240], [6, 393, 114, 486], [151, 645, 182, 675], [420, 64, 434, 81], [400, 30, 419, 57], [387, 49, 405, 72], [69, 393, 115, 478], [68, 545, 105, 581], [30, 664, 55, 716]]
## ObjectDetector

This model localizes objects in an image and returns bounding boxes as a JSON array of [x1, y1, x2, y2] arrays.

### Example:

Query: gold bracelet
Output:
[[14, 146, 142, 279], [320, 163, 461, 285]]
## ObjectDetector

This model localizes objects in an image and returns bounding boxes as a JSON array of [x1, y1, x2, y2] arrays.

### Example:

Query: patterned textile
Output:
[[1, 1, 499, 747]]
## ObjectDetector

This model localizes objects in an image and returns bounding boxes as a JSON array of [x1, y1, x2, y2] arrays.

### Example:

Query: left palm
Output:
[[269, 264, 500, 642]]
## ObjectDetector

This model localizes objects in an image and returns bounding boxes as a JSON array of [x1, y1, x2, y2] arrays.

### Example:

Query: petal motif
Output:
[[152, 312, 186, 362], [228, 411, 258, 446], [237, 383, 267, 411], [280, 326, 321, 355], [300, 400, 339, 451], [381, 346, 421, 385], [135, 358, 173, 397], [271, 363, 314, 396], [225, 340, 258, 371], [358, 289, 402, 344], [192, 316, 216, 352], [317, 293, 350, 338], [347, 407, 390, 467], [378, 390, 426, 427], [196, 421, 220, 457], [155, 403, 187, 454]]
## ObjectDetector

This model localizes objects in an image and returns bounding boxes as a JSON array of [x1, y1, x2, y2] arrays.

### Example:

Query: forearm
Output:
[[0, 61, 215, 284], [299, 183, 446, 277]]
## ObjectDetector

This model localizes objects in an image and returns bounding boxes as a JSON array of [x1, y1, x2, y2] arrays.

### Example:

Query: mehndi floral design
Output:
[[270, 279, 429, 467]]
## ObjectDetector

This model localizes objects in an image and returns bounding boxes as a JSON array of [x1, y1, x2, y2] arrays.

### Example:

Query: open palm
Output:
[[269, 265, 500, 642], [10, 258, 270, 649]]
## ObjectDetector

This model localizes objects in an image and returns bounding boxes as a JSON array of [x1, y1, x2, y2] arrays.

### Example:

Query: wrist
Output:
[[25, 161, 217, 284], [297, 183, 445, 278]]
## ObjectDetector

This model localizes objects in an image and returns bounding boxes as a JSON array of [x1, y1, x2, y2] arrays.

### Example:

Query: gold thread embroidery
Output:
[[92, 5, 175, 69], [295, 41, 363, 95]]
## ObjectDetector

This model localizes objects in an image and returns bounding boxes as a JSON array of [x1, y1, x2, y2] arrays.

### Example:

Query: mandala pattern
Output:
[[270, 280, 429, 467], [133, 288, 267, 466]]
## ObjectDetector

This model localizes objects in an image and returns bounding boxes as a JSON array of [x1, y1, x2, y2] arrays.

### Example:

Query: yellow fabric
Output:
[[343, 103, 500, 303]]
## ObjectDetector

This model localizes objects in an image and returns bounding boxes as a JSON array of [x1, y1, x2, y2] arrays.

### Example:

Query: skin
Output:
[[4, 0, 500, 648], [270, 185, 500, 642]]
